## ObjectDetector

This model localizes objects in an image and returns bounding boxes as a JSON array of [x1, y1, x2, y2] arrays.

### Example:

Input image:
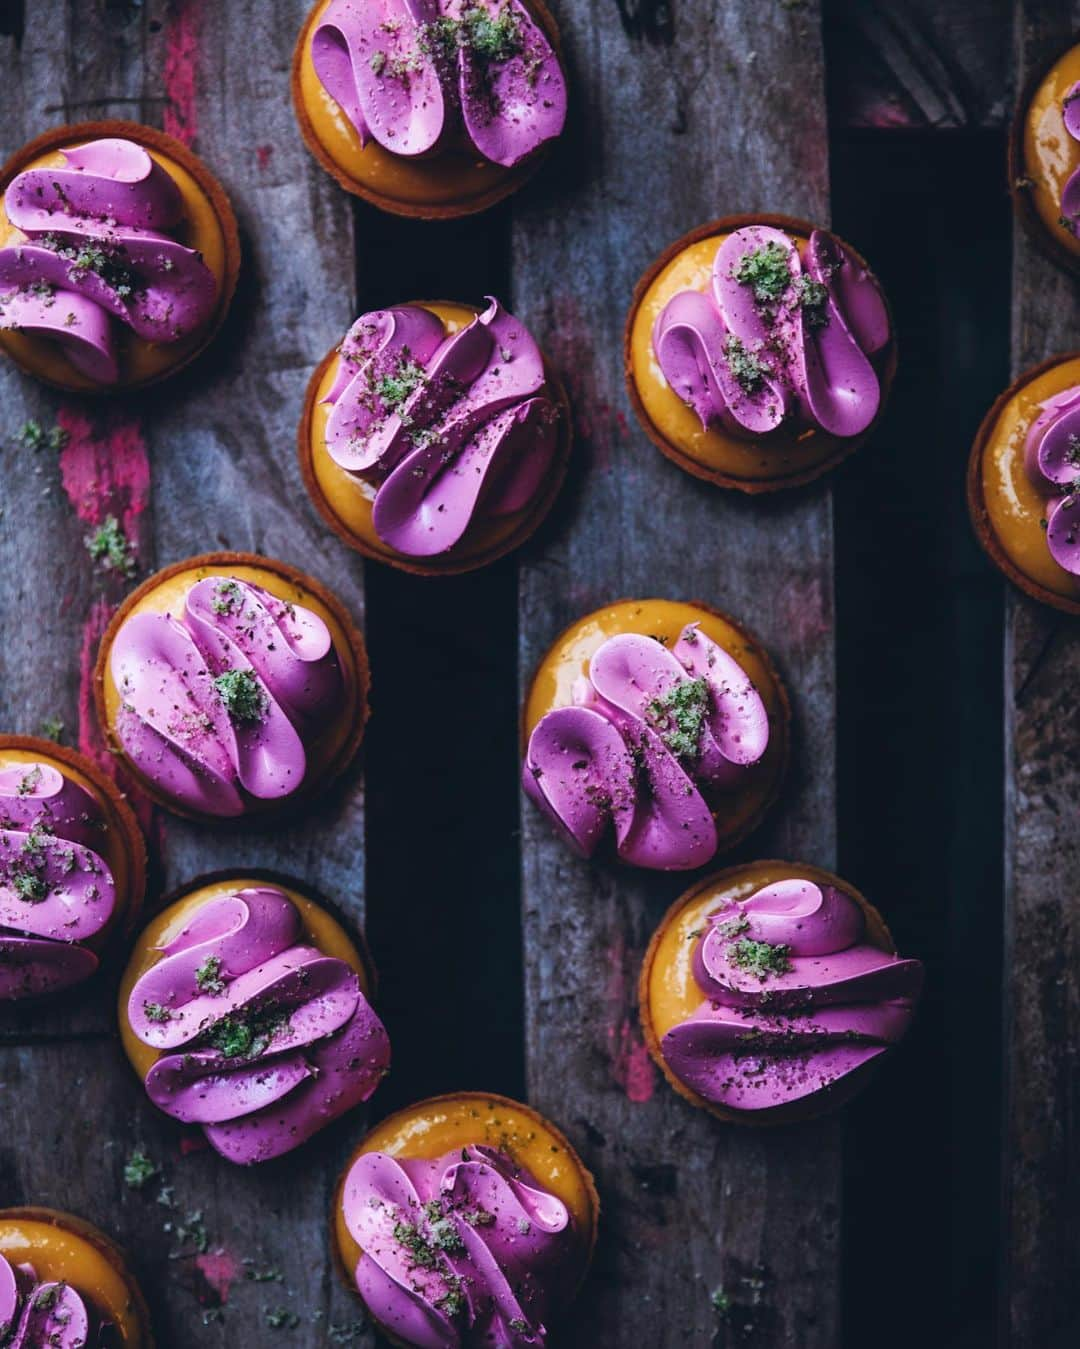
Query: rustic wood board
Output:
[[513, 3, 842, 1344], [0, 2, 370, 1345], [1005, 6, 1080, 1345]]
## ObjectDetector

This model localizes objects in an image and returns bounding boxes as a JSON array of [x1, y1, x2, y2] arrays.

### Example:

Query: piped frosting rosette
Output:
[[660, 879, 923, 1114], [0, 1249, 109, 1348], [653, 225, 890, 441], [0, 137, 217, 384], [1023, 384, 1080, 574], [311, 0, 566, 169], [342, 1144, 575, 1347], [109, 574, 347, 818], [126, 885, 389, 1164], [322, 298, 560, 558], [524, 624, 770, 871], [0, 762, 117, 1000], [1060, 84, 1080, 231]]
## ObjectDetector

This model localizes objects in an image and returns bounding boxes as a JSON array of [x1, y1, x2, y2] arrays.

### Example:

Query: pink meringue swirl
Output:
[[109, 574, 347, 818], [523, 624, 770, 871], [0, 761, 117, 1001], [0, 137, 218, 385], [342, 1145, 576, 1347], [322, 298, 560, 558], [1023, 384, 1080, 574], [654, 225, 890, 441], [660, 878, 923, 1113], [311, 0, 567, 170], [127, 885, 390, 1164], [0, 1249, 106, 1348]]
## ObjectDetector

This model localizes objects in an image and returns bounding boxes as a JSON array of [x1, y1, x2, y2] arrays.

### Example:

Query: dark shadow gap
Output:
[[356, 204, 526, 1111], [830, 129, 1008, 1349]]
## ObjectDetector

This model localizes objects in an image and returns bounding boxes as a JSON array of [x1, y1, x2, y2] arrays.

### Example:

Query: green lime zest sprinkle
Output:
[[85, 515, 136, 577], [645, 676, 710, 761], [733, 241, 792, 305], [123, 1148, 158, 1190], [195, 954, 227, 995], [723, 336, 768, 396], [213, 669, 264, 723], [728, 937, 793, 980]]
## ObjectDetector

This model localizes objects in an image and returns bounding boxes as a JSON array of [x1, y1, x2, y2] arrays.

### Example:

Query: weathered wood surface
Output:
[[1005, 8, 1080, 1346], [515, 4, 841, 1345], [0, 2, 370, 1344]]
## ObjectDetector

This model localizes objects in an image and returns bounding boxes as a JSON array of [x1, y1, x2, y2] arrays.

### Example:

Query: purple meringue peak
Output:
[[109, 573, 347, 818], [128, 885, 390, 1164], [1060, 83, 1080, 232], [1023, 384, 1080, 575], [660, 877, 923, 1114], [322, 299, 560, 558], [0, 760, 116, 1001], [0, 1250, 102, 1349], [342, 1144, 576, 1347], [0, 136, 218, 384], [312, 0, 567, 170], [523, 623, 770, 871], [653, 224, 890, 443]]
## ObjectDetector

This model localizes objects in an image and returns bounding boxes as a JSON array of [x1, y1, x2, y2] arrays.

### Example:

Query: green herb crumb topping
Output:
[[723, 335, 768, 396], [728, 937, 793, 980], [85, 515, 136, 577], [645, 677, 710, 761], [733, 241, 793, 305], [124, 1148, 158, 1190], [213, 669, 264, 723]]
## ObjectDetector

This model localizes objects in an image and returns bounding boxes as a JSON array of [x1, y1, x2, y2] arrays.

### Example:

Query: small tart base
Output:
[[0, 1206, 154, 1345], [0, 120, 240, 393], [1009, 41, 1080, 276], [92, 551, 370, 825], [638, 859, 896, 1127], [966, 353, 1080, 615], [290, 0, 565, 220], [624, 213, 898, 493], [118, 868, 376, 1085], [521, 598, 791, 861], [331, 1090, 599, 1344], [0, 734, 146, 985], [298, 300, 573, 576]]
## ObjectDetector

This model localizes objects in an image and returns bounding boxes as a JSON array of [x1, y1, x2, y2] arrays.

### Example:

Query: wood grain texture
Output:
[[513, 3, 841, 1344], [1006, 5, 1080, 1346], [0, 3, 373, 1345]]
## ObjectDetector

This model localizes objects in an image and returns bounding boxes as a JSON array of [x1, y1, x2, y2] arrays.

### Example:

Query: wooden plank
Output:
[[513, 4, 840, 1344], [1005, 7, 1080, 1345], [0, 3, 372, 1345]]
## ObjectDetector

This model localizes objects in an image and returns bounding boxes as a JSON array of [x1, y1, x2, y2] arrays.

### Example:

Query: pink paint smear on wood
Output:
[[194, 1249, 240, 1304], [604, 934, 656, 1102], [163, 0, 204, 147]]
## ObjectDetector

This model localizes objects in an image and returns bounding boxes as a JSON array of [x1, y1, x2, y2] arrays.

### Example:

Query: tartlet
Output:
[[119, 872, 389, 1166], [333, 1091, 598, 1347], [93, 552, 369, 822], [522, 599, 789, 871], [1010, 39, 1080, 273], [968, 353, 1080, 613], [0, 735, 145, 1001], [625, 214, 896, 492], [299, 297, 571, 575], [292, 0, 568, 219], [639, 860, 923, 1125], [0, 121, 239, 392], [0, 1206, 153, 1346]]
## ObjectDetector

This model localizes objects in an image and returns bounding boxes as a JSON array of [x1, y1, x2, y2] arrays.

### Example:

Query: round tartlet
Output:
[[0, 1206, 153, 1346], [93, 551, 369, 823], [333, 1091, 598, 1345], [624, 213, 897, 492], [1010, 39, 1080, 273], [291, 0, 566, 219], [299, 298, 572, 576], [119, 871, 386, 1164], [968, 353, 1080, 613], [522, 598, 790, 865], [0, 121, 239, 392], [0, 735, 146, 1001], [639, 860, 914, 1125]]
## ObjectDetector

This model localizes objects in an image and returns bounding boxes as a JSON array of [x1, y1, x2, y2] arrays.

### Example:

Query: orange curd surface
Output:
[[0, 1213, 145, 1344], [980, 355, 1080, 601], [524, 599, 787, 845], [1021, 42, 1080, 259], [100, 559, 362, 804], [118, 875, 370, 1082], [629, 233, 851, 483], [0, 142, 226, 388], [334, 1094, 595, 1281]]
